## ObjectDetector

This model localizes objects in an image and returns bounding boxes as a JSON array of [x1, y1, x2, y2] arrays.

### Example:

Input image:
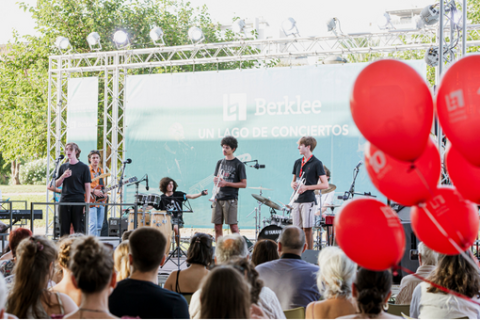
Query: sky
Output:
[[0, 0, 433, 44]]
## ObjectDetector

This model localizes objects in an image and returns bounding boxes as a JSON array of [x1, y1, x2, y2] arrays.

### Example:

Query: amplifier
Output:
[[108, 217, 128, 237]]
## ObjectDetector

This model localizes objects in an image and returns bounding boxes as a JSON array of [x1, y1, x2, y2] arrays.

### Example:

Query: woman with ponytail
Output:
[[114, 241, 130, 281], [6, 236, 77, 319], [64, 236, 117, 319]]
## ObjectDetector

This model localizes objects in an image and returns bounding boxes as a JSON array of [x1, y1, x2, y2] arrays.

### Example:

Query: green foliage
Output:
[[19, 158, 48, 185]]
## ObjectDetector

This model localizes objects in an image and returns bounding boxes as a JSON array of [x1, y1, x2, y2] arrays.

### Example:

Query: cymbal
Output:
[[92, 173, 111, 183], [251, 194, 282, 210], [314, 184, 337, 195], [323, 204, 342, 208], [249, 186, 273, 191]]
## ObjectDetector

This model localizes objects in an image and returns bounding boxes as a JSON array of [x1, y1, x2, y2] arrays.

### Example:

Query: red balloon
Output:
[[350, 60, 434, 162], [411, 186, 479, 255], [365, 139, 440, 206], [335, 198, 405, 271], [437, 55, 480, 166], [446, 146, 480, 204]]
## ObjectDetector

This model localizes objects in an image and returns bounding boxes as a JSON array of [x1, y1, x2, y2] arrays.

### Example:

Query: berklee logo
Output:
[[223, 93, 247, 121], [445, 89, 467, 123]]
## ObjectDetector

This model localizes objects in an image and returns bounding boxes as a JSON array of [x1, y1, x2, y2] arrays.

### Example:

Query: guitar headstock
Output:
[[125, 176, 138, 184]]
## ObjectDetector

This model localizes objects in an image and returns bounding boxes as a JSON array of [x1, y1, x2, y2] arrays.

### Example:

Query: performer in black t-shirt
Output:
[[291, 136, 329, 250], [158, 177, 207, 246], [211, 136, 247, 241], [56, 142, 91, 236]]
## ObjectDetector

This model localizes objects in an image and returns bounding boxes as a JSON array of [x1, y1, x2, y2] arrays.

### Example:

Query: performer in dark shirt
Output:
[[291, 136, 328, 250], [158, 177, 207, 247], [56, 142, 91, 236], [211, 136, 247, 240]]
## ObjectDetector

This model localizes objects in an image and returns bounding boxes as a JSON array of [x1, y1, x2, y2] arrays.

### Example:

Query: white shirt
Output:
[[410, 281, 480, 319], [316, 192, 335, 215]]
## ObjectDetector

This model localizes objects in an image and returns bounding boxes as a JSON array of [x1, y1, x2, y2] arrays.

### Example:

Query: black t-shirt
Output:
[[214, 158, 247, 200], [109, 278, 189, 319], [157, 191, 187, 224], [58, 161, 91, 202], [292, 155, 326, 203]]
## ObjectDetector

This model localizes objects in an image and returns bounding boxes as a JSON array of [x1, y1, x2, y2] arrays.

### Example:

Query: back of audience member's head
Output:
[[427, 252, 480, 298], [57, 234, 84, 271], [317, 247, 357, 299], [228, 257, 263, 304], [114, 241, 130, 281], [129, 227, 166, 272], [354, 268, 392, 316], [200, 266, 251, 319], [8, 228, 33, 258], [121, 230, 133, 242], [418, 242, 437, 266], [278, 226, 305, 254], [70, 236, 114, 294], [251, 239, 279, 267], [215, 233, 248, 264], [0, 274, 6, 318], [187, 233, 213, 267], [7, 236, 58, 319]]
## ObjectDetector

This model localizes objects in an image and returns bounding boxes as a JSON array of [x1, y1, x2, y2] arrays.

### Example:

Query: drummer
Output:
[[315, 165, 334, 217], [157, 177, 208, 246]]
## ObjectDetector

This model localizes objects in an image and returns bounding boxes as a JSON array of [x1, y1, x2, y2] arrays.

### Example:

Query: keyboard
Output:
[[0, 210, 43, 220]]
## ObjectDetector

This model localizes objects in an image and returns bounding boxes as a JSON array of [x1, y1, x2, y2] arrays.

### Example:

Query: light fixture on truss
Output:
[[150, 27, 165, 46], [55, 36, 71, 54], [326, 17, 343, 35], [87, 32, 102, 51], [282, 17, 299, 37], [188, 26, 205, 44], [424, 45, 455, 67], [113, 30, 130, 49], [232, 19, 246, 34], [377, 13, 395, 30]]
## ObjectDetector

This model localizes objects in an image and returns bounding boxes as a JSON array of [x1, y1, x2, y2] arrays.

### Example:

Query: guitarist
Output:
[[87, 150, 106, 237]]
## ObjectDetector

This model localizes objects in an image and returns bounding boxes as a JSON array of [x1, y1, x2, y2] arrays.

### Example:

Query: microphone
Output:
[[355, 161, 363, 170], [251, 163, 266, 169], [56, 155, 65, 161], [122, 158, 132, 164], [145, 174, 149, 191]]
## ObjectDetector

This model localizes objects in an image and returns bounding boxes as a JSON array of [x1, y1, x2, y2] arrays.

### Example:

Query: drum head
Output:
[[258, 225, 283, 242]]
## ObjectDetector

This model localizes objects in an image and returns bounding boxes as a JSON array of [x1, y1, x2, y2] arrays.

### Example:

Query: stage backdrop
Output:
[[124, 61, 426, 228]]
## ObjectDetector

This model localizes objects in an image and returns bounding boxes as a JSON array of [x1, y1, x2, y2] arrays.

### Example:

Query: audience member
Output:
[[6, 236, 77, 319], [251, 239, 279, 267], [64, 236, 117, 319], [395, 242, 437, 305], [256, 226, 320, 310], [229, 257, 285, 319], [51, 235, 84, 306], [306, 247, 357, 319], [0, 228, 32, 277], [0, 274, 16, 319], [114, 241, 130, 282], [338, 268, 401, 319], [200, 266, 251, 319], [164, 233, 212, 294], [109, 227, 189, 319], [121, 230, 133, 242], [410, 252, 480, 319]]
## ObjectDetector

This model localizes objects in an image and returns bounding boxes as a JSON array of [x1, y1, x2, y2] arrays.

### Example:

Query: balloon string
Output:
[[393, 264, 480, 307], [412, 165, 436, 198]]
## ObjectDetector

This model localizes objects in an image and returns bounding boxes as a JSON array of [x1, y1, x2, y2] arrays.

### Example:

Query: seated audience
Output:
[[0, 228, 32, 277], [121, 230, 133, 242], [6, 236, 77, 318], [410, 252, 480, 319], [51, 235, 84, 306], [229, 257, 285, 319], [64, 236, 117, 319], [251, 239, 279, 267], [114, 241, 130, 282], [255, 226, 320, 310], [395, 242, 437, 305], [164, 233, 212, 294], [109, 227, 189, 319], [0, 274, 17, 319], [338, 268, 401, 319], [306, 247, 357, 319]]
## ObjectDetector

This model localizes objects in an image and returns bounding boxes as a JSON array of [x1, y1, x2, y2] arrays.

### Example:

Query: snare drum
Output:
[[146, 194, 161, 207], [134, 193, 148, 206], [258, 225, 283, 242]]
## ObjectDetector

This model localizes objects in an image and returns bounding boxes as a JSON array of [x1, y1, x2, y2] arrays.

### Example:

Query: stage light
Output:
[[188, 26, 205, 44], [232, 19, 246, 33], [419, 4, 440, 26], [86, 32, 102, 51], [55, 36, 70, 50], [424, 46, 440, 66], [113, 30, 130, 49], [323, 56, 347, 64], [326, 18, 338, 32], [282, 17, 299, 36], [377, 13, 394, 30], [150, 27, 165, 46]]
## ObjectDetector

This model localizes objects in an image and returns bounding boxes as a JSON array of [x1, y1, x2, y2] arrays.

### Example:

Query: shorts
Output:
[[211, 199, 238, 225], [291, 201, 316, 228]]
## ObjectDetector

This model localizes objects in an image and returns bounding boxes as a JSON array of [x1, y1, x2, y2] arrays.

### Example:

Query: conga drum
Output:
[[150, 210, 172, 255], [128, 208, 151, 230]]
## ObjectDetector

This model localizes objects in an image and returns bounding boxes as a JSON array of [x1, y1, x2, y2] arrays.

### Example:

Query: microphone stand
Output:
[[118, 162, 128, 205], [339, 165, 377, 200], [242, 160, 264, 170]]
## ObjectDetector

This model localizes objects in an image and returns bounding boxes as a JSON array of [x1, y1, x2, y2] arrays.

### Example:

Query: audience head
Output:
[[251, 239, 279, 267], [8, 228, 33, 258], [114, 241, 131, 281], [427, 252, 480, 298], [215, 233, 248, 264], [57, 234, 84, 271], [186, 233, 213, 267], [7, 236, 58, 319], [0, 274, 6, 319], [129, 227, 166, 272], [200, 266, 250, 319], [121, 230, 133, 242], [228, 257, 263, 304], [317, 247, 357, 299], [353, 268, 392, 316], [70, 236, 115, 294], [278, 226, 306, 256], [418, 242, 437, 266]]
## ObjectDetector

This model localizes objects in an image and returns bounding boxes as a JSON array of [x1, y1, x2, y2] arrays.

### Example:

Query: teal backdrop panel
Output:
[[124, 62, 426, 228]]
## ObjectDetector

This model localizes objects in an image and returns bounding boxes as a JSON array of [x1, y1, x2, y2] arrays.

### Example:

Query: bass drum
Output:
[[258, 225, 283, 242]]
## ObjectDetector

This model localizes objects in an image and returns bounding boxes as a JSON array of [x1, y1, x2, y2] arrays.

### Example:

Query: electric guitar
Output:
[[88, 176, 138, 204]]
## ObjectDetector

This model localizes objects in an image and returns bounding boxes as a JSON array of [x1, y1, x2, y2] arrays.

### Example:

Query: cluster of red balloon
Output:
[[335, 57, 480, 271]]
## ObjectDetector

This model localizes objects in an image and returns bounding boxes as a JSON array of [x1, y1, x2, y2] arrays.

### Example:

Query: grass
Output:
[[0, 185, 46, 193]]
